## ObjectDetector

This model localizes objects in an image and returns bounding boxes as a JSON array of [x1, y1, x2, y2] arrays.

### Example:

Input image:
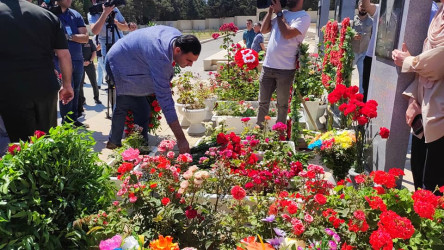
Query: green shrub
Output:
[[0, 124, 114, 249]]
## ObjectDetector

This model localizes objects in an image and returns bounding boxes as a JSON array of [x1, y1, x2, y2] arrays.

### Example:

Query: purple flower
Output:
[[273, 228, 286, 237], [328, 240, 337, 250], [262, 214, 275, 223], [266, 237, 284, 247], [325, 228, 334, 236]]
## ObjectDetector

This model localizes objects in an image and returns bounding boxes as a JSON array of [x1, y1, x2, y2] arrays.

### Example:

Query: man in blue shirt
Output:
[[56, 0, 89, 127], [243, 19, 256, 48], [105, 26, 201, 153]]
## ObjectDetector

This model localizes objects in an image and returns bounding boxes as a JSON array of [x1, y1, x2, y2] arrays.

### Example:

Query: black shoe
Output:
[[94, 98, 102, 104], [101, 88, 108, 91], [98, 86, 101, 89], [106, 141, 119, 149], [73, 121, 89, 128]]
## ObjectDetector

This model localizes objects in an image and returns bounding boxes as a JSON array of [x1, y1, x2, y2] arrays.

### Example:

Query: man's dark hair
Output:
[[174, 35, 201, 55], [254, 22, 262, 27], [247, 19, 253, 23]]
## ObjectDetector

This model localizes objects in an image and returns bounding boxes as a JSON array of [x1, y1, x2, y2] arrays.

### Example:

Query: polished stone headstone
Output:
[[317, 0, 331, 44], [368, 0, 433, 173], [334, 0, 355, 21]]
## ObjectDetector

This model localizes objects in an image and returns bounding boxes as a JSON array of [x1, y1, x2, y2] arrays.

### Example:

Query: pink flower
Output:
[[212, 33, 220, 39], [128, 192, 137, 203], [99, 234, 122, 250], [158, 139, 176, 152], [241, 117, 251, 123], [121, 148, 140, 161], [272, 122, 287, 132], [177, 153, 193, 163], [112, 201, 119, 206], [166, 151, 175, 159], [304, 213, 314, 223]]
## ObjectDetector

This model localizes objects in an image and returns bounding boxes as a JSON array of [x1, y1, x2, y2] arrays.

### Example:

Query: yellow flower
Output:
[[149, 235, 179, 250]]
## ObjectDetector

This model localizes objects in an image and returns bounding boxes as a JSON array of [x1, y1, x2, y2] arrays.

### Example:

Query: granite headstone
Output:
[[368, 0, 433, 175]]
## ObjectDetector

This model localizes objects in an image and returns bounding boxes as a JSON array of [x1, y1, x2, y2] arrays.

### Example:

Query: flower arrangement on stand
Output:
[[321, 18, 355, 130], [328, 83, 389, 173]]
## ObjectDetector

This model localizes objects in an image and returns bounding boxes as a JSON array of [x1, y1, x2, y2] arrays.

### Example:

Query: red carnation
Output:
[[379, 127, 390, 139], [151, 100, 159, 107], [8, 144, 21, 155], [34, 130, 46, 139], [212, 33, 220, 39], [231, 185, 246, 200], [314, 193, 327, 205], [161, 197, 170, 206], [154, 106, 161, 112], [216, 132, 229, 145]]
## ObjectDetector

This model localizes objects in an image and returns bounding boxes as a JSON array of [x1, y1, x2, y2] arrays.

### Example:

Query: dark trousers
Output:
[[0, 90, 58, 142], [423, 135, 444, 193], [109, 95, 151, 146], [60, 60, 83, 123], [362, 56, 372, 102], [79, 63, 100, 112], [411, 135, 426, 190]]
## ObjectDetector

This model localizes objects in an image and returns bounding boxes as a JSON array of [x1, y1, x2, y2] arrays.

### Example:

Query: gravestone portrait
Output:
[[375, 0, 405, 60]]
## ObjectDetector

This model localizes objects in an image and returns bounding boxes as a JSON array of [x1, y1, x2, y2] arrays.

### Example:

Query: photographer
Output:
[[256, 0, 310, 128], [88, 0, 136, 57], [55, 0, 89, 127]]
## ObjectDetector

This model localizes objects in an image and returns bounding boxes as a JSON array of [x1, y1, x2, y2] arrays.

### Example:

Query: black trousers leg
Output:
[[85, 63, 99, 99], [411, 135, 426, 190], [423, 136, 444, 193], [362, 56, 372, 102]]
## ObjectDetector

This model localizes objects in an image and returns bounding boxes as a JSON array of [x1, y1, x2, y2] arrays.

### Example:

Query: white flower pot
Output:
[[175, 103, 190, 127], [303, 101, 327, 130], [204, 97, 217, 121], [183, 108, 207, 135]]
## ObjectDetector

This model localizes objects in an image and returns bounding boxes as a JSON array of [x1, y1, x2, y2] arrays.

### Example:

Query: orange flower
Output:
[[237, 236, 274, 250], [264, 116, 271, 121], [149, 235, 179, 250]]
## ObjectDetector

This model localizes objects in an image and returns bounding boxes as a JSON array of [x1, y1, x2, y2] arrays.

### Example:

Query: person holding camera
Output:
[[0, 0, 73, 143], [55, 0, 89, 127], [88, 0, 136, 58], [256, 0, 310, 128], [105, 26, 200, 154], [392, 0, 444, 192]]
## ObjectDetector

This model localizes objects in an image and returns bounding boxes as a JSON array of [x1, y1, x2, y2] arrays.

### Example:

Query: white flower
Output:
[[121, 236, 139, 249]]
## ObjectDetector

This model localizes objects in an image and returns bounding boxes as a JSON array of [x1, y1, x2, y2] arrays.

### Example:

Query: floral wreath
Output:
[[234, 48, 259, 70]]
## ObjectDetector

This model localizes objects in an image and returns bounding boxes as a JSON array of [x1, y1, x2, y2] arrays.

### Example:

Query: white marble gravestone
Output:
[[368, 0, 433, 174]]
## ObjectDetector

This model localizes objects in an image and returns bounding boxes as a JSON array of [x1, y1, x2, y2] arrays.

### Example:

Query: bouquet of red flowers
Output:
[[234, 48, 259, 70]]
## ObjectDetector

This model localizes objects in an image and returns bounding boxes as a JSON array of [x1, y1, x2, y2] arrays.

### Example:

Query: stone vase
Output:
[[175, 103, 190, 127], [203, 97, 217, 121], [303, 101, 327, 130], [183, 107, 207, 136]]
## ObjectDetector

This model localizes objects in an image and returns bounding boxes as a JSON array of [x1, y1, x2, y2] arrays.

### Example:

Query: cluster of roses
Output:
[[369, 210, 415, 250], [328, 83, 378, 125], [369, 169, 404, 189], [298, 164, 334, 196], [124, 111, 135, 136], [219, 22, 239, 33], [271, 122, 288, 141]]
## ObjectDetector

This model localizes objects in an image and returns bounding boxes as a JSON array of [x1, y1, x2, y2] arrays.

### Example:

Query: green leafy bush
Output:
[[0, 124, 114, 249]]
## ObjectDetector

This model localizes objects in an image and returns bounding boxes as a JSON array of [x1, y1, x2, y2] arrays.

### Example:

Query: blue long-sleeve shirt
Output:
[[106, 26, 181, 124]]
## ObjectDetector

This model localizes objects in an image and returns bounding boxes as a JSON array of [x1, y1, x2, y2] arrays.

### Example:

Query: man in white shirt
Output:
[[361, 0, 379, 102], [256, 0, 310, 127]]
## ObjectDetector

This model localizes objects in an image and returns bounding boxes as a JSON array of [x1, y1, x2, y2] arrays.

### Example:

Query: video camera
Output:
[[89, 0, 126, 15], [38, 0, 62, 15], [257, 0, 287, 9]]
